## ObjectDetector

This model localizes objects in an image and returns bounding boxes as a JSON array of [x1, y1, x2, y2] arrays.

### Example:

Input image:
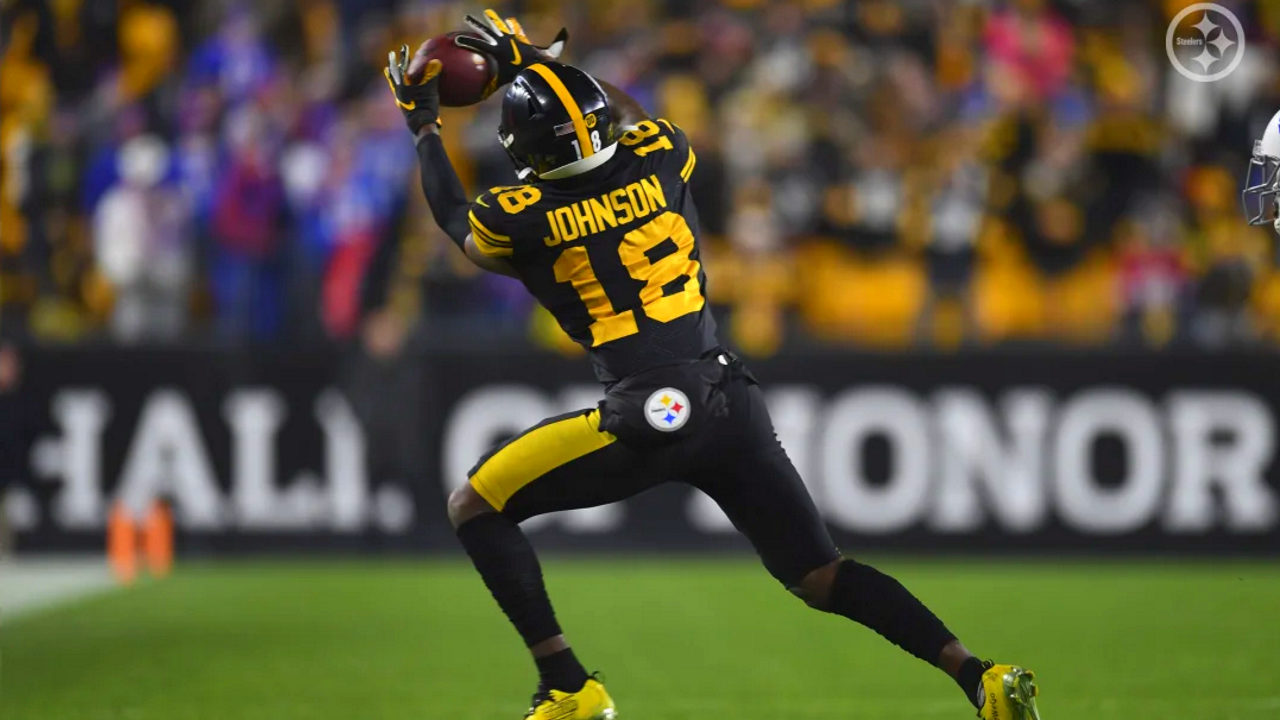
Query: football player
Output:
[[1244, 109, 1280, 231], [385, 11, 1042, 720]]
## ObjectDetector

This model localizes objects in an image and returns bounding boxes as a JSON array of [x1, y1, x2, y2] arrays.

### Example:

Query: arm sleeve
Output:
[[414, 132, 471, 250]]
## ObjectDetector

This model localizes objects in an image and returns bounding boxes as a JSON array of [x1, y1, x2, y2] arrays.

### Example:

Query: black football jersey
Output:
[[468, 118, 718, 382]]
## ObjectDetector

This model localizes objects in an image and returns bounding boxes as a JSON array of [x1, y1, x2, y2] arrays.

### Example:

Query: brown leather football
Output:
[[407, 32, 497, 107]]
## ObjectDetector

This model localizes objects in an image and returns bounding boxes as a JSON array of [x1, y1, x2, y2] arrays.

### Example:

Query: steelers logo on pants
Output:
[[644, 387, 691, 432]]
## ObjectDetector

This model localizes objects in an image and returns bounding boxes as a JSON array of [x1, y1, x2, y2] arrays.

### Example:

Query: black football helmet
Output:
[[498, 62, 619, 180]]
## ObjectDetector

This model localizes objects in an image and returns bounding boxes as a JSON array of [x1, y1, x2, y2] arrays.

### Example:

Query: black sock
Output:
[[826, 558, 957, 666], [455, 513, 563, 648], [956, 656, 987, 709], [535, 648, 590, 693]]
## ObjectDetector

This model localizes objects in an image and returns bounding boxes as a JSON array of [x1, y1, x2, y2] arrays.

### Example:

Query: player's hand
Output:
[[385, 44, 443, 135], [454, 9, 568, 96]]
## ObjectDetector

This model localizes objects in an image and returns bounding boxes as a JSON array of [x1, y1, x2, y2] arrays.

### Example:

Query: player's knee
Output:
[[790, 558, 842, 611], [447, 483, 497, 529]]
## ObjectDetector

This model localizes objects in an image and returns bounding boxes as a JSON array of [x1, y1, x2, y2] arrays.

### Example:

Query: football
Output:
[[406, 32, 497, 107]]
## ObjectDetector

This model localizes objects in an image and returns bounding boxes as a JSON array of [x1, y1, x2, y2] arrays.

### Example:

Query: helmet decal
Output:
[[526, 63, 595, 160], [498, 62, 616, 179]]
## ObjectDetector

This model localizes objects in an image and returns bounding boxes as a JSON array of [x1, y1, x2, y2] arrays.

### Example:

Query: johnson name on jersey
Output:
[[467, 118, 716, 381]]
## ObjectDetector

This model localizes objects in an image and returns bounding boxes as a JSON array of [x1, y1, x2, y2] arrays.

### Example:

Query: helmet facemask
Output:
[[498, 127, 537, 183], [1243, 139, 1280, 226]]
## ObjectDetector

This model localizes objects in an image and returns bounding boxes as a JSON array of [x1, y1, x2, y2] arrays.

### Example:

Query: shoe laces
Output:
[[526, 672, 603, 714], [527, 688, 553, 711]]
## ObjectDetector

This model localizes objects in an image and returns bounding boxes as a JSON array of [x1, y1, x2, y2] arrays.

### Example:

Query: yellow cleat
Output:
[[525, 677, 616, 720], [978, 663, 1041, 720]]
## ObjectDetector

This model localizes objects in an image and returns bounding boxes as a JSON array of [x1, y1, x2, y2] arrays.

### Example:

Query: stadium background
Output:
[[5, 0, 1280, 353], [2, 1, 1279, 719]]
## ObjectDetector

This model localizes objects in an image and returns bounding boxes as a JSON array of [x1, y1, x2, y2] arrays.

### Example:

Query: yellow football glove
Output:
[[454, 9, 569, 97], [384, 44, 443, 134]]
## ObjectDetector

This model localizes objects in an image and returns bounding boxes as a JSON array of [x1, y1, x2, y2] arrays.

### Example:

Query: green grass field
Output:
[[3, 557, 1278, 719]]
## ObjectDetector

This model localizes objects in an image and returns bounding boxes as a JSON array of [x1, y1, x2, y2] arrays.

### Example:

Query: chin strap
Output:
[[537, 142, 618, 180]]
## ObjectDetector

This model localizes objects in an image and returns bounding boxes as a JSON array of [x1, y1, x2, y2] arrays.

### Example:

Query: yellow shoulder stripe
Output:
[[468, 210, 511, 244], [680, 148, 697, 182], [468, 210, 514, 256], [469, 232, 513, 257], [526, 63, 594, 160]]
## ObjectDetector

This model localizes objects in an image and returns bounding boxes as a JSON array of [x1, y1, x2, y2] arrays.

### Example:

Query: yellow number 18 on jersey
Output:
[[552, 211, 703, 346]]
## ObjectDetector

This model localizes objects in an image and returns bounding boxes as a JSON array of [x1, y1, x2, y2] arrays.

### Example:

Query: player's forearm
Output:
[[414, 128, 471, 250], [596, 79, 650, 128]]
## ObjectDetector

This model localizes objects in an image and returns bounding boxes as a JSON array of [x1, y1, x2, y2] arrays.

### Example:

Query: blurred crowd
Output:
[[4, 0, 1280, 356]]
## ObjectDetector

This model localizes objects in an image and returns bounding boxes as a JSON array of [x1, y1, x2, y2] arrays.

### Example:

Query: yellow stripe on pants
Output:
[[469, 409, 616, 511]]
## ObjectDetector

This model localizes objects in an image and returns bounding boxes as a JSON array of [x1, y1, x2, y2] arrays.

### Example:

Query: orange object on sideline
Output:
[[143, 501, 174, 578], [107, 504, 138, 585]]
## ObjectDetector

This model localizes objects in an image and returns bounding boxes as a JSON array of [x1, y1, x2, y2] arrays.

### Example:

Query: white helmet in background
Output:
[[1243, 108, 1280, 231]]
